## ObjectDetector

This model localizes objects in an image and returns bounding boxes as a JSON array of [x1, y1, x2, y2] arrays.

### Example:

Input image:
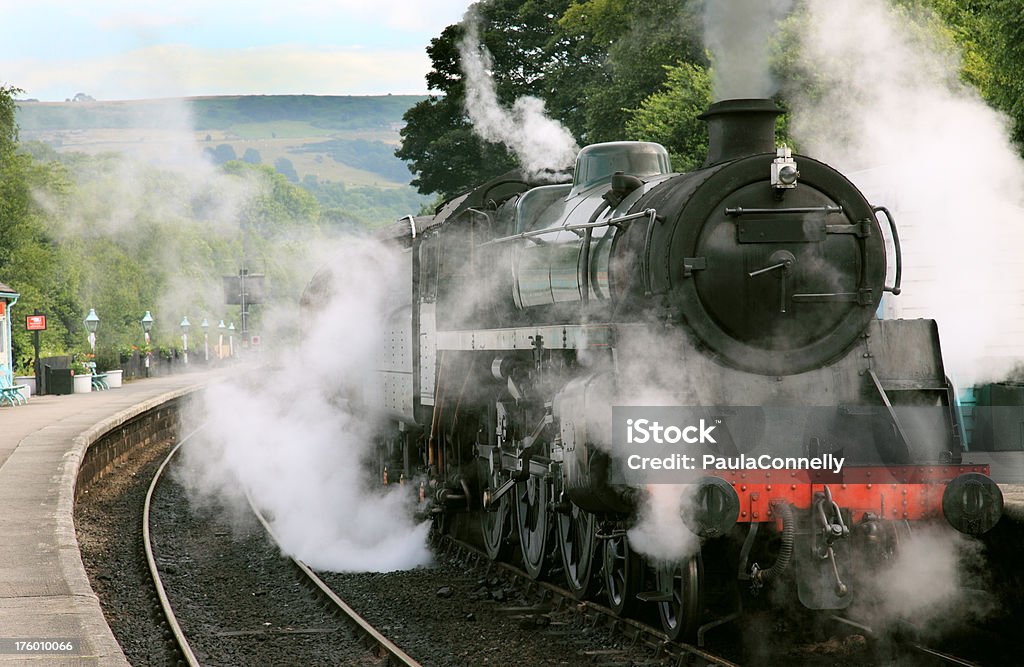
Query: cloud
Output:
[[8, 44, 435, 100], [3, 1, 473, 100]]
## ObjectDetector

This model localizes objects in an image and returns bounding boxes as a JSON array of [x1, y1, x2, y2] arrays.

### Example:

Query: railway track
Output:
[[436, 533, 987, 667], [142, 430, 421, 667], [435, 534, 739, 667], [139, 431, 983, 667]]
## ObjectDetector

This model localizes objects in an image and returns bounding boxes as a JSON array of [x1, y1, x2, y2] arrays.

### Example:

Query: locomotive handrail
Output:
[[479, 208, 657, 247], [874, 205, 902, 295], [724, 205, 843, 216]]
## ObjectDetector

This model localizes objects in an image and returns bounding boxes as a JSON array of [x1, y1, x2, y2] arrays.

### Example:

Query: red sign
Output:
[[250, 335, 261, 346], [26, 315, 46, 331], [0, 302, 4, 316]]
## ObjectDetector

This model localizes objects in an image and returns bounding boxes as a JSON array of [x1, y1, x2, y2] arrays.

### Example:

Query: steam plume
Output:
[[699, 0, 795, 100], [458, 16, 578, 181], [785, 0, 1024, 387], [178, 239, 433, 572]]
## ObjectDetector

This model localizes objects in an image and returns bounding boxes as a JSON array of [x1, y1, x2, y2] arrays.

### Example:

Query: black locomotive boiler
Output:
[[304, 98, 1004, 640]]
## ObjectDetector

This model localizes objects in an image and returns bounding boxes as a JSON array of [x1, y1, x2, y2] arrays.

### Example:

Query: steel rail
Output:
[[437, 534, 738, 667], [244, 491, 422, 667], [142, 428, 204, 667]]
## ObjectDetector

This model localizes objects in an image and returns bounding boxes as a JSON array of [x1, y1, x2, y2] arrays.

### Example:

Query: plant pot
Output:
[[105, 369, 123, 388], [73, 373, 92, 394], [15, 376, 35, 397]]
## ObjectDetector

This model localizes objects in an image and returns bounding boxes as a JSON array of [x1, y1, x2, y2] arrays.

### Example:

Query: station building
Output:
[[0, 281, 18, 387]]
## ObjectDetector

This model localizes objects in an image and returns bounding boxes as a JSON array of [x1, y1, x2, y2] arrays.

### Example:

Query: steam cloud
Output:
[[458, 16, 578, 181], [178, 238, 433, 572], [785, 0, 1024, 388], [699, 0, 795, 101]]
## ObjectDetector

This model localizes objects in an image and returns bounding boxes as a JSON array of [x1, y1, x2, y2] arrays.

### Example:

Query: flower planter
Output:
[[15, 376, 35, 398], [73, 373, 92, 394], [105, 369, 123, 388]]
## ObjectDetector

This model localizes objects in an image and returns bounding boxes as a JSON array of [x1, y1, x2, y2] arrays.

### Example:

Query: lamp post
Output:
[[228, 322, 236, 358], [218, 320, 226, 360], [180, 316, 190, 366], [141, 311, 153, 377], [84, 308, 99, 354], [201, 318, 209, 363]]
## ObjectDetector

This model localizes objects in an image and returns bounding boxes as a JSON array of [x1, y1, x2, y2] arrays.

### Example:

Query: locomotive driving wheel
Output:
[[603, 532, 641, 615], [515, 474, 552, 579], [656, 554, 703, 641], [479, 461, 512, 560], [556, 503, 598, 599]]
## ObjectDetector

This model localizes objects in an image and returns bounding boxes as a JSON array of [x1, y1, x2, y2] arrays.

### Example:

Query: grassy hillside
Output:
[[15, 95, 425, 188]]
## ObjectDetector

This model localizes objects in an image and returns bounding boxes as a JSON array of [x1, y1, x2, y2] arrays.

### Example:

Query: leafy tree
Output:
[[625, 62, 713, 171], [242, 147, 262, 164], [397, 0, 706, 198], [396, 0, 573, 198], [203, 143, 237, 165], [557, 0, 705, 143], [273, 156, 299, 183]]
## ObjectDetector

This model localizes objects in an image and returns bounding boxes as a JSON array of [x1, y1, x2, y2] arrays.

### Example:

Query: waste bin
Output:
[[45, 366, 74, 395]]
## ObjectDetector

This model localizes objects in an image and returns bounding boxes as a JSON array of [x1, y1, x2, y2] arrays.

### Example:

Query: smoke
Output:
[[851, 525, 995, 636], [28, 98, 265, 338], [698, 0, 795, 101], [458, 16, 578, 181], [784, 0, 1024, 387], [177, 238, 433, 572]]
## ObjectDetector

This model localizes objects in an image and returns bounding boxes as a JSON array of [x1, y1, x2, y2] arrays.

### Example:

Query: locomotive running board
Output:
[[436, 323, 627, 351]]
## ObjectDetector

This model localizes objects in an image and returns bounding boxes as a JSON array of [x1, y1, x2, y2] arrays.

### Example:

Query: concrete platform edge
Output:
[[53, 385, 202, 665]]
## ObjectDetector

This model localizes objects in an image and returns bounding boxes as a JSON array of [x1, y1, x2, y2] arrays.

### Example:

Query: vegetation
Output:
[[2, 90, 431, 376], [398, 0, 1024, 198]]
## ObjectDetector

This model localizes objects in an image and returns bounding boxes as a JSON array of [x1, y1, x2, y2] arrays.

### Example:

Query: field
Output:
[[15, 95, 426, 188]]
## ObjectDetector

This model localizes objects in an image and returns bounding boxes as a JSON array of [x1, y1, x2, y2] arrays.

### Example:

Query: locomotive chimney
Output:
[[699, 98, 783, 166]]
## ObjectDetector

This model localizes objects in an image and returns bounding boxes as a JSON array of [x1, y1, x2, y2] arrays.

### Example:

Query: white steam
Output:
[[700, 0, 795, 100], [852, 525, 994, 634], [627, 485, 700, 562], [178, 238, 433, 572], [458, 18, 578, 181], [785, 0, 1024, 387]]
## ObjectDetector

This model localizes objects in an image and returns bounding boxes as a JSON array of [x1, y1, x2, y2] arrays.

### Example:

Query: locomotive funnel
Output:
[[699, 98, 782, 166]]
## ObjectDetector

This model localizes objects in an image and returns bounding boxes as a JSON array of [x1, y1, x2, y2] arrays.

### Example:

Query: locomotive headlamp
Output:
[[942, 472, 1003, 535], [772, 146, 799, 189]]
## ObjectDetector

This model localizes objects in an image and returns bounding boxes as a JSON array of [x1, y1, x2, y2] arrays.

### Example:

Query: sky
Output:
[[0, 0, 474, 101]]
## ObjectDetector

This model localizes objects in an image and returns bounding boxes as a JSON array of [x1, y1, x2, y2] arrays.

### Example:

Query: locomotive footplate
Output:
[[714, 466, 991, 521]]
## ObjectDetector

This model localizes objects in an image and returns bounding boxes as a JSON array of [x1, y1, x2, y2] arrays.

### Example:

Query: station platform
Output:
[[0, 374, 212, 665]]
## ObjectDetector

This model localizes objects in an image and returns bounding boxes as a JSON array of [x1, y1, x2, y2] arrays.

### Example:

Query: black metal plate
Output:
[[737, 214, 826, 243]]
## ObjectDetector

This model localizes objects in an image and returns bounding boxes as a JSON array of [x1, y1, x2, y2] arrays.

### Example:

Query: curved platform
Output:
[[0, 374, 213, 665]]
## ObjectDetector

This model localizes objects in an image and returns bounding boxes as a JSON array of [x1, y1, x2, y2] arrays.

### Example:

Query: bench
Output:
[[88, 362, 109, 391], [0, 376, 28, 406]]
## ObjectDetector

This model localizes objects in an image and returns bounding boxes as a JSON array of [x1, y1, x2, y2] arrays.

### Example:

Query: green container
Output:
[[45, 367, 74, 395]]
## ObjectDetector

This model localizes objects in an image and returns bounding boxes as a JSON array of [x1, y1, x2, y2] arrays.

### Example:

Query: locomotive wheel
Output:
[[480, 465, 512, 560], [515, 475, 552, 579], [656, 554, 703, 642], [603, 532, 641, 615], [556, 504, 598, 599]]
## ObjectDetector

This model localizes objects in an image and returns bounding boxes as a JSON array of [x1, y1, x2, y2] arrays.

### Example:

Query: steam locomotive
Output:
[[304, 98, 1004, 640]]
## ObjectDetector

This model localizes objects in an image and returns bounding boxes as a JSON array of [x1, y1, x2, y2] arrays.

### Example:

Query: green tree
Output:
[[396, 0, 572, 198], [557, 0, 705, 143], [625, 62, 713, 171]]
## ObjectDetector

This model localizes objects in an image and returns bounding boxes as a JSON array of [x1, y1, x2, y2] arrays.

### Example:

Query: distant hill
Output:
[[14, 95, 426, 187]]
